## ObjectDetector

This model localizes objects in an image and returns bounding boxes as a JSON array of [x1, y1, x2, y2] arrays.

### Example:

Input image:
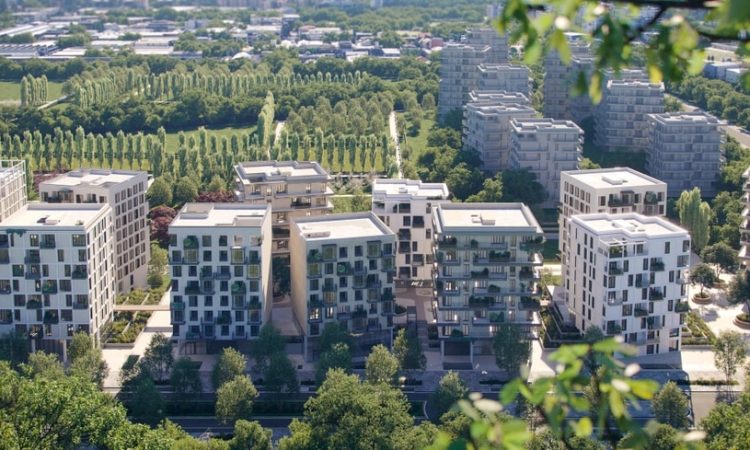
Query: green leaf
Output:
[[500, 378, 521, 405], [591, 338, 621, 354], [573, 417, 593, 437], [627, 379, 658, 400]]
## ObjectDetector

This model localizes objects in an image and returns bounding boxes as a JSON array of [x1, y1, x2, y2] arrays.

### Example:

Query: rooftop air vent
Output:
[[602, 175, 625, 186]]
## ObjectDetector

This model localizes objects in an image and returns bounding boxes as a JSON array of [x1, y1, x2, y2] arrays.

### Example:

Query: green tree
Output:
[[431, 371, 467, 420], [251, 324, 286, 371], [393, 328, 426, 370], [676, 188, 712, 252], [66, 331, 108, 387], [212, 347, 247, 390], [690, 263, 718, 296], [22, 351, 65, 379], [67, 331, 94, 362], [728, 270, 750, 314], [170, 357, 202, 397], [652, 381, 689, 429], [173, 177, 199, 205], [216, 375, 258, 425], [701, 392, 750, 450], [714, 331, 747, 385], [319, 322, 352, 353], [365, 344, 399, 385], [0, 331, 29, 367], [141, 333, 173, 382], [129, 374, 166, 426], [501, 169, 546, 205], [466, 176, 503, 203], [263, 351, 299, 394], [278, 369, 424, 450], [229, 420, 272, 450], [147, 177, 173, 207], [702, 242, 740, 274], [316, 342, 352, 384], [492, 323, 531, 374]]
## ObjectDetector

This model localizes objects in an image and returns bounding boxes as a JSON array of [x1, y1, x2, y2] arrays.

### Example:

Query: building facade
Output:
[[437, 43, 492, 119], [558, 168, 668, 263], [0, 203, 115, 354], [371, 178, 450, 281], [463, 28, 507, 64], [477, 63, 531, 97], [234, 161, 333, 256], [462, 102, 536, 173], [509, 118, 583, 208], [646, 112, 724, 198], [543, 33, 593, 121], [432, 203, 544, 364], [0, 160, 27, 223], [39, 169, 150, 293], [168, 204, 272, 342], [289, 212, 395, 360], [593, 79, 665, 152], [740, 166, 750, 267], [563, 213, 690, 355]]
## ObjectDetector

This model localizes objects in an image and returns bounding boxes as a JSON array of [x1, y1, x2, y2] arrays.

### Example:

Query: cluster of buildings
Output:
[[439, 30, 725, 205], [0, 162, 149, 356]]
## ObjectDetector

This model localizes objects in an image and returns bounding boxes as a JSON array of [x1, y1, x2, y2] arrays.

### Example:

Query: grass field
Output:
[[0, 80, 64, 102], [163, 125, 257, 153], [400, 115, 436, 164]]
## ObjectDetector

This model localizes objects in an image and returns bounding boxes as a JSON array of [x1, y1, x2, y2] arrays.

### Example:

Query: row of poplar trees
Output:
[[20, 74, 48, 107]]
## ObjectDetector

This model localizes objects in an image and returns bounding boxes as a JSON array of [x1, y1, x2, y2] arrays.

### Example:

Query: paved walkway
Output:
[[102, 290, 174, 391], [389, 111, 403, 179]]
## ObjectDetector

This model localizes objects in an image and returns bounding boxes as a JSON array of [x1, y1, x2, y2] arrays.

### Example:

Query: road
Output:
[[274, 121, 285, 146], [389, 111, 403, 178], [666, 94, 750, 148]]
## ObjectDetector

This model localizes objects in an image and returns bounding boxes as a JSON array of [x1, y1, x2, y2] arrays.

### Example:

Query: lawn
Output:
[[0, 80, 64, 102], [400, 115, 435, 163], [163, 125, 257, 153]]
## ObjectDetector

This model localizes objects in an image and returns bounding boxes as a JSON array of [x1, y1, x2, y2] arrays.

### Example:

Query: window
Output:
[[202, 236, 212, 247], [219, 236, 228, 246], [355, 246, 363, 257], [339, 247, 348, 258], [71, 234, 86, 247], [664, 241, 670, 254], [173, 266, 182, 277]]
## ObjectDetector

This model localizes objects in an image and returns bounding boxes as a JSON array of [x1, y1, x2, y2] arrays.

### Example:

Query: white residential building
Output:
[[462, 102, 536, 173], [168, 204, 272, 342], [477, 64, 531, 97], [646, 112, 724, 197], [39, 169, 150, 293], [563, 213, 690, 355], [438, 43, 492, 119], [432, 203, 544, 365], [234, 161, 333, 255], [509, 119, 583, 208], [290, 212, 395, 360], [559, 168, 668, 263], [543, 33, 594, 122], [0, 203, 115, 354], [593, 79, 665, 152], [740, 166, 750, 267], [463, 28, 507, 64], [0, 160, 27, 223], [371, 179, 450, 281]]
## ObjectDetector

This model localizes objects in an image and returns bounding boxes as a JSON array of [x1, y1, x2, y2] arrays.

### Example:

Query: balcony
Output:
[[675, 302, 690, 313], [644, 191, 659, 205], [200, 268, 213, 280], [519, 297, 540, 310], [201, 316, 215, 325], [352, 309, 367, 319], [73, 300, 89, 309], [43, 311, 59, 324], [336, 262, 353, 276], [518, 268, 537, 281], [519, 237, 544, 251], [214, 271, 231, 280], [232, 299, 246, 310], [323, 283, 337, 292], [26, 299, 42, 309], [71, 269, 88, 280], [248, 299, 262, 310], [231, 282, 247, 294], [647, 318, 663, 330], [41, 283, 57, 294], [40, 240, 56, 249], [436, 252, 460, 265], [171, 301, 185, 311], [437, 237, 457, 249], [650, 261, 665, 272], [607, 265, 624, 275], [25, 272, 41, 280], [337, 310, 351, 320], [184, 285, 201, 295], [606, 323, 622, 335], [24, 255, 40, 264], [185, 331, 201, 340], [216, 315, 232, 325], [470, 268, 489, 279], [608, 196, 634, 207], [398, 229, 411, 241], [308, 314, 322, 323], [634, 307, 649, 317], [468, 296, 493, 307], [635, 278, 650, 288], [489, 271, 508, 281], [307, 250, 323, 263], [648, 289, 664, 301], [183, 236, 199, 249]]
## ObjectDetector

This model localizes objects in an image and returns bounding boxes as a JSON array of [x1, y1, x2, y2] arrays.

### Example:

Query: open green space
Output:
[[0, 80, 64, 102], [163, 125, 257, 153], [401, 115, 435, 163]]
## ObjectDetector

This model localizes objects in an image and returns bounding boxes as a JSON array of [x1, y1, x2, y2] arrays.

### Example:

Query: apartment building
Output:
[[289, 212, 395, 360], [463, 28, 508, 64], [432, 203, 544, 364], [477, 64, 531, 97], [462, 102, 536, 173], [39, 169, 150, 293], [740, 166, 750, 267], [558, 168, 668, 263], [0, 160, 27, 223], [437, 43, 492, 119], [593, 79, 665, 152], [168, 204, 272, 342], [234, 161, 333, 255], [543, 33, 594, 121], [563, 213, 690, 355], [646, 112, 724, 198], [0, 203, 115, 354], [509, 119, 583, 208], [371, 179, 450, 281], [468, 90, 530, 106]]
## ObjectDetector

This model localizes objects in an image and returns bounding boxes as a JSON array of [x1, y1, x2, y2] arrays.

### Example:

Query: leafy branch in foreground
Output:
[[428, 339, 706, 450]]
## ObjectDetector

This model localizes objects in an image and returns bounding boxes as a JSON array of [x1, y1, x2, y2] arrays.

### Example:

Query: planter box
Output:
[[692, 294, 711, 305]]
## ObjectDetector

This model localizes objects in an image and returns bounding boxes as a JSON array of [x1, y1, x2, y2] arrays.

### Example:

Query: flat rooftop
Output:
[[469, 90, 530, 105], [434, 203, 542, 233], [465, 102, 535, 115], [293, 212, 391, 241], [0, 160, 25, 179], [511, 118, 582, 133], [563, 167, 666, 190], [235, 161, 330, 183], [171, 203, 269, 228], [648, 112, 721, 125], [572, 213, 688, 239], [0, 203, 109, 229], [372, 179, 449, 199], [40, 169, 146, 189]]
